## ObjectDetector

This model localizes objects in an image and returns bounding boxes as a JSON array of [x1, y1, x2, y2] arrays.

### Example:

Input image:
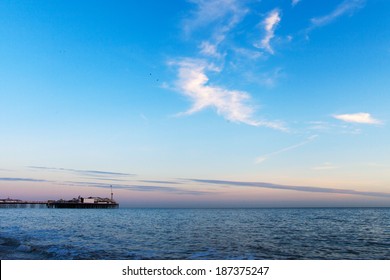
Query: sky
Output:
[[1, 0, 390, 207]]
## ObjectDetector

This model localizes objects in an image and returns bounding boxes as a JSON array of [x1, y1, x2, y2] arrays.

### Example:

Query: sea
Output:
[[0, 207, 389, 260]]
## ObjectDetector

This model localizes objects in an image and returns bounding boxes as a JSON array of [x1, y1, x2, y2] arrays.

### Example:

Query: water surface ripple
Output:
[[1, 208, 389, 259]]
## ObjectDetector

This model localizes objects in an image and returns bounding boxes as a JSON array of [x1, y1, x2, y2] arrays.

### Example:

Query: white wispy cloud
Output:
[[292, 0, 301, 7], [308, 121, 332, 131], [189, 178, 390, 198], [199, 41, 222, 58], [184, 0, 247, 36], [333, 113, 382, 125], [312, 162, 339, 170], [185, 0, 248, 59], [233, 47, 263, 60], [255, 135, 317, 164], [259, 68, 284, 88], [255, 9, 281, 54], [242, 67, 284, 89], [172, 58, 286, 130], [310, 0, 365, 28], [307, 120, 362, 134]]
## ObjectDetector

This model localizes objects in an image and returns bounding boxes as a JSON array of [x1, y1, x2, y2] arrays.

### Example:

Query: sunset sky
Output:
[[1, 0, 390, 207]]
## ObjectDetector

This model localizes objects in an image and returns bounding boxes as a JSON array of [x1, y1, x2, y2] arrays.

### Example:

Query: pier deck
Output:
[[0, 201, 48, 208], [47, 201, 119, 208], [1, 195, 119, 209]]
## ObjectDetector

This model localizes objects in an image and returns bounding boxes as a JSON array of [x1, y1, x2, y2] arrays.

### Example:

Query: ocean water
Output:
[[0, 208, 389, 260]]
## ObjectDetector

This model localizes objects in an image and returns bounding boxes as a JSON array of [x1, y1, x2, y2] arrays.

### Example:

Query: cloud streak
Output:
[[28, 166, 135, 177], [310, 0, 365, 29], [189, 179, 390, 198], [139, 180, 183, 185], [185, 0, 248, 59], [292, 0, 301, 7], [184, 0, 247, 36], [173, 58, 286, 130], [312, 162, 339, 170], [255, 135, 318, 164], [333, 113, 382, 125], [0, 177, 49, 182], [62, 181, 209, 196], [255, 9, 281, 54]]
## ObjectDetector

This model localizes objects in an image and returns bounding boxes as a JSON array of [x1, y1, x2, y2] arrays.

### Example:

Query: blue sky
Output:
[[1, 0, 390, 207]]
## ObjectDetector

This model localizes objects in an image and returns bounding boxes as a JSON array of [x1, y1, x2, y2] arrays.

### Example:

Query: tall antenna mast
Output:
[[110, 185, 113, 201]]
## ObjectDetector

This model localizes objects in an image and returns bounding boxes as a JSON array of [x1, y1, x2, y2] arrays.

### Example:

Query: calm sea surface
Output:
[[1, 208, 389, 260]]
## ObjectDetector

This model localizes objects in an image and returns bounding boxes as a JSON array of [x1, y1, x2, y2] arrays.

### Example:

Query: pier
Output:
[[46, 201, 119, 209], [1, 186, 119, 208], [0, 199, 48, 208], [0, 196, 119, 209]]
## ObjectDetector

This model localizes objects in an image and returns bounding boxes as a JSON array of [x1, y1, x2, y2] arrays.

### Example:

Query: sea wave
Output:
[[1, 208, 389, 260]]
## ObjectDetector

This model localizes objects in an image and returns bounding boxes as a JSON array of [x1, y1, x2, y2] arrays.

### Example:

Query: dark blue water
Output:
[[1, 208, 389, 259]]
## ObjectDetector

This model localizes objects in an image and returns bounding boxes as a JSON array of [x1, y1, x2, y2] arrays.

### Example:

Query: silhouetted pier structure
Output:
[[1, 193, 119, 209], [0, 199, 48, 208], [46, 193, 119, 208], [46, 200, 119, 209]]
